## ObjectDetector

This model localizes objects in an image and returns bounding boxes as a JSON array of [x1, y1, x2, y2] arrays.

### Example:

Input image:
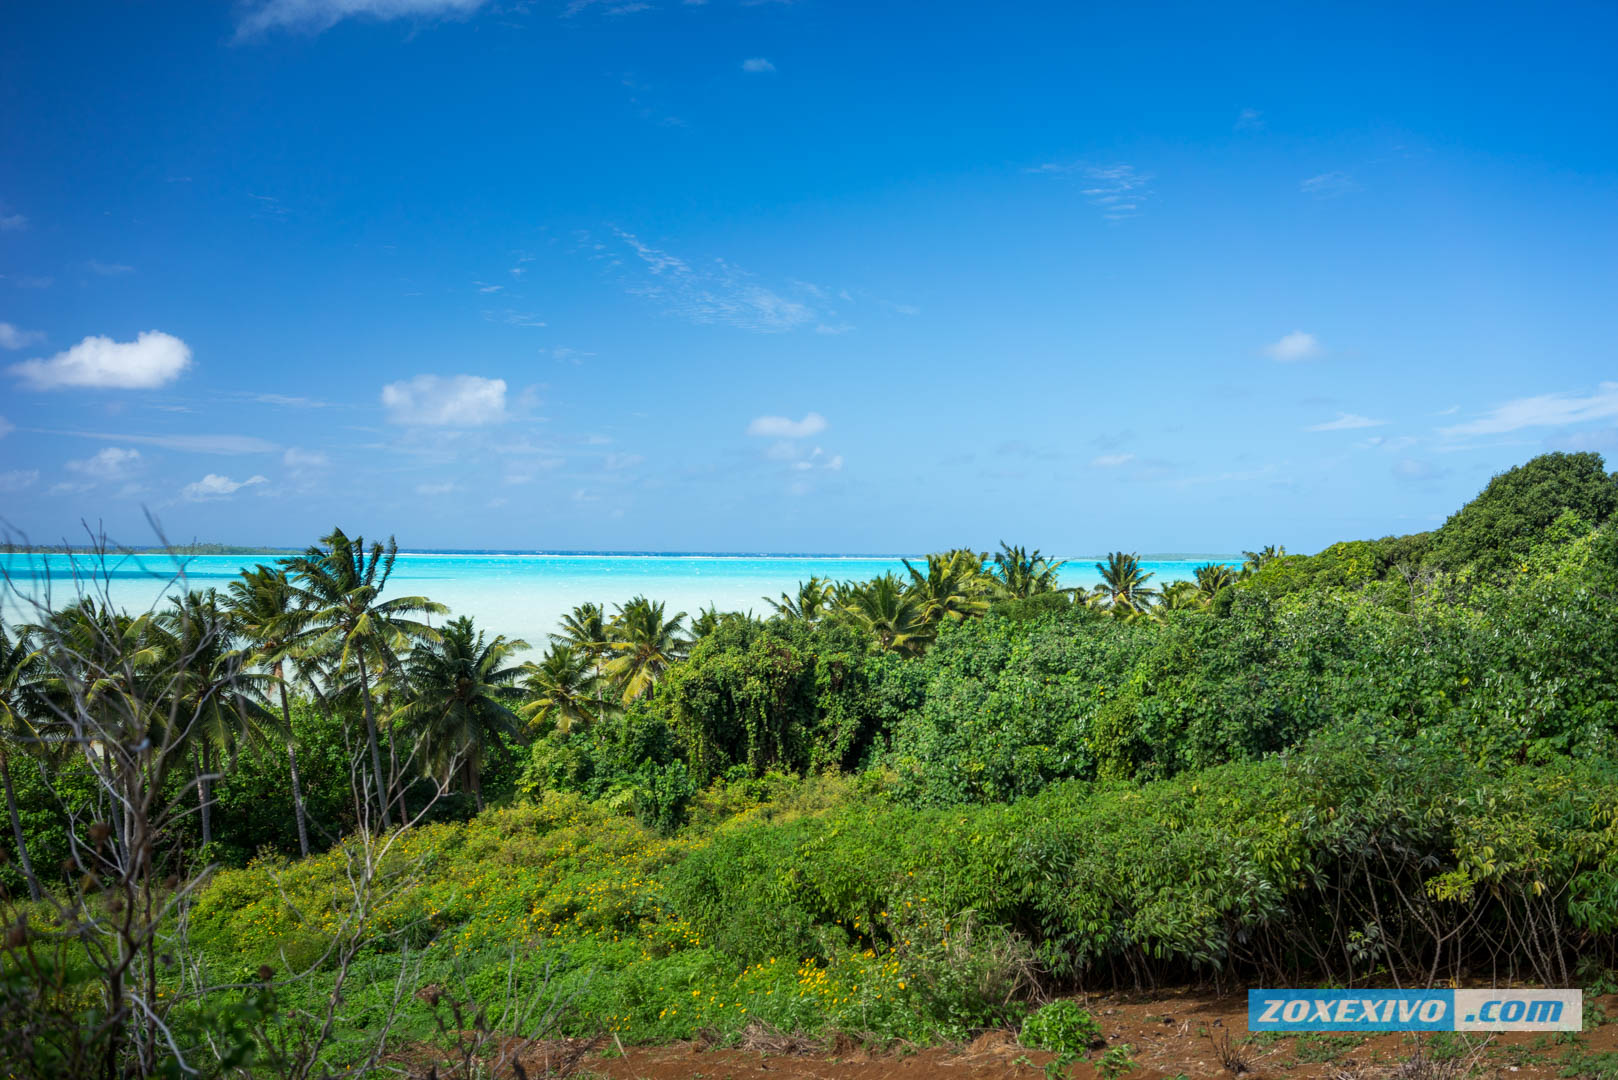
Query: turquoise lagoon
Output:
[[2, 551, 1239, 658]]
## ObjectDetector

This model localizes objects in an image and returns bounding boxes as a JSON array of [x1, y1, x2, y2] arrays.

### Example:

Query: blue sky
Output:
[[1, 0, 1614, 553]]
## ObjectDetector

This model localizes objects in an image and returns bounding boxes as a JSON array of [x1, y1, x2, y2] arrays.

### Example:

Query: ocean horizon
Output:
[[2, 550, 1242, 658]]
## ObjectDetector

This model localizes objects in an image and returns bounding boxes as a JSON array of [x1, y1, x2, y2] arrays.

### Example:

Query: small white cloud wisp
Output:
[[236, 0, 488, 37], [1307, 412, 1388, 432], [381, 374, 508, 426], [1440, 382, 1618, 438], [1264, 330, 1323, 362], [747, 412, 827, 439], [66, 447, 142, 481], [182, 473, 268, 501], [0, 322, 45, 350]]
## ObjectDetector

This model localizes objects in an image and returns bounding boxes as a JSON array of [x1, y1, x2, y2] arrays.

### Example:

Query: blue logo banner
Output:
[[1248, 990, 1581, 1032]]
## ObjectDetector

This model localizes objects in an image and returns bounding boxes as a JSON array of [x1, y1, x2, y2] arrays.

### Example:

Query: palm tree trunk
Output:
[[275, 674, 310, 857], [1, 747, 41, 901], [195, 743, 212, 848], [386, 717, 402, 820], [356, 647, 393, 830]]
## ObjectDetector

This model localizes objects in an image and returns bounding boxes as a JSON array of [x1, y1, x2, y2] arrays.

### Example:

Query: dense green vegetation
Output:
[[2, 451, 1617, 1078]]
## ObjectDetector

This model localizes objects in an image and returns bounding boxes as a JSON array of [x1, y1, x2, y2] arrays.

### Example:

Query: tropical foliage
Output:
[[282, 528, 446, 828], [4, 451, 1618, 1077], [388, 615, 526, 810]]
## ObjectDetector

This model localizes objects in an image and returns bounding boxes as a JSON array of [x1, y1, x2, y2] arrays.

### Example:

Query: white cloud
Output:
[[415, 481, 456, 495], [283, 447, 329, 468], [1235, 107, 1263, 131], [9, 330, 192, 390], [1360, 434, 1419, 452], [86, 260, 134, 276], [747, 412, 827, 438], [1307, 412, 1387, 432], [604, 453, 644, 470], [1027, 163, 1154, 221], [1264, 330, 1322, 362], [1092, 452, 1136, 467], [0, 415, 12, 438], [0, 469, 38, 493], [609, 228, 824, 333], [236, 0, 488, 36], [1301, 171, 1359, 198], [253, 392, 330, 408], [381, 374, 508, 426], [41, 429, 278, 454], [1439, 382, 1618, 438], [1080, 164, 1153, 221], [182, 473, 268, 501], [741, 57, 775, 72], [0, 211, 25, 231], [66, 447, 142, 482], [0, 322, 44, 350]]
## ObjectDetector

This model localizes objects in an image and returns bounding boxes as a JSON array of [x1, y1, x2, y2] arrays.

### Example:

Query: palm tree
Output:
[[991, 543, 1068, 599], [1193, 562, 1236, 600], [283, 528, 447, 830], [226, 564, 313, 855], [0, 626, 44, 899], [689, 605, 724, 641], [1095, 551, 1157, 613], [521, 643, 603, 735], [764, 576, 833, 623], [552, 602, 610, 673], [32, 600, 180, 860], [1155, 580, 1204, 617], [841, 573, 930, 654], [1241, 544, 1287, 576], [903, 551, 989, 626], [605, 596, 687, 704], [390, 616, 526, 812], [157, 590, 277, 849]]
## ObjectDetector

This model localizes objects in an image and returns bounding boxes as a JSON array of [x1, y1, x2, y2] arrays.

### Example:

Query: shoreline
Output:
[[6, 549, 1249, 562]]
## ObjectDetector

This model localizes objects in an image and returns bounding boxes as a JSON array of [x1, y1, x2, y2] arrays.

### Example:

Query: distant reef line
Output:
[[3, 544, 1246, 561], [1, 543, 300, 556]]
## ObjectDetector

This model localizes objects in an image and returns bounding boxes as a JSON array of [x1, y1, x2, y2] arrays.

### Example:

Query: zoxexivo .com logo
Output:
[[1249, 990, 1582, 1032]]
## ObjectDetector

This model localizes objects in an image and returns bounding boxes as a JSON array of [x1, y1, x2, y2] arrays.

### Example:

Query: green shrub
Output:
[[1020, 1000, 1103, 1056], [1428, 451, 1617, 581], [1096, 1044, 1136, 1079]]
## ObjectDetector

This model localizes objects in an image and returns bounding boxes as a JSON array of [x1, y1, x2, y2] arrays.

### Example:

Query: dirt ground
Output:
[[533, 990, 1618, 1080]]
